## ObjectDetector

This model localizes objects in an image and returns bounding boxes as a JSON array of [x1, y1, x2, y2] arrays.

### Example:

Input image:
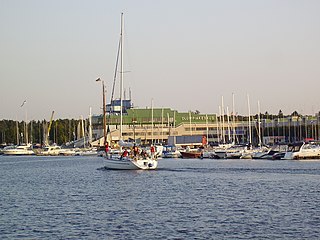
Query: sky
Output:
[[1, 0, 320, 121]]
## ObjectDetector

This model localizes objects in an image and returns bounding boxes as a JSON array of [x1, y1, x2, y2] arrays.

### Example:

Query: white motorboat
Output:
[[59, 148, 76, 156], [2, 144, 34, 155], [162, 145, 181, 158], [36, 145, 63, 156], [213, 144, 248, 159], [253, 144, 288, 160], [75, 147, 98, 156], [36, 145, 78, 156], [240, 147, 263, 159], [282, 141, 320, 160]]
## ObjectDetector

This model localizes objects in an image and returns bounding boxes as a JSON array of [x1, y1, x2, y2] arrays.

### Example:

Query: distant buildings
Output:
[[92, 105, 217, 147], [1, 102, 319, 147], [91, 99, 320, 147]]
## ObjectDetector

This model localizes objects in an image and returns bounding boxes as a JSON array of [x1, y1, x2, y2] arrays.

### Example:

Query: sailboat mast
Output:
[[103, 81, 107, 146], [227, 106, 231, 143], [161, 108, 164, 143], [89, 107, 93, 145], [232, 93, 236, 143], [189, 111, 192, 136], [218, 106, 221, 143], [206, 114, 209, 144], [16, 117, 19, 145], [257, 100, 262, 147], [151, 98, 154, 145], [25, 110, 28, 144], [120, 12, 124, 139], [173, 111, 176, 145], [81, 115, 85, 147], [247, 94, 252, 147], [221, 96, 225, 144]]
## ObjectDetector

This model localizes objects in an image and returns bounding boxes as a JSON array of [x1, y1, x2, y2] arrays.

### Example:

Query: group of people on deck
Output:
[[105, 142, 156, 160], [122, 144, 156, 159]]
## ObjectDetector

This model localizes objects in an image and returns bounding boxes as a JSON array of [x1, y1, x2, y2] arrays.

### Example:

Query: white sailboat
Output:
[[103, 13, 158, 170]]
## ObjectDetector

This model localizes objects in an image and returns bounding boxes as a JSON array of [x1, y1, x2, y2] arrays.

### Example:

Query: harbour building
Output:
[[91, 105, 217, 147], [91, 100, 320, 147]]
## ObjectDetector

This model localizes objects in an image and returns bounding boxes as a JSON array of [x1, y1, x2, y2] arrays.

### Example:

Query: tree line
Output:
[[0, 119, 85, 146]]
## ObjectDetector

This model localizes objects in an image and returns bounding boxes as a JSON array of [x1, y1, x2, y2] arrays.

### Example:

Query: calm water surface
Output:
[[0, 156, 319, 239]]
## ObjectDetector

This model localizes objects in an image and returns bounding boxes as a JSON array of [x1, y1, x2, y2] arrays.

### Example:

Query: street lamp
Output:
[[20, 99, 28, 144], [96, 78, 107, 147]]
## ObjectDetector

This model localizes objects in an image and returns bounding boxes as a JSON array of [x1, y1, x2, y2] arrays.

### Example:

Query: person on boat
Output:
[[150, 145, 156, 158], [120, 148, 129, 159], [186, 146, 190, 152], [105, 142, 110, 153], [133, 145, 139, 157], [141, 149, 148, 159]]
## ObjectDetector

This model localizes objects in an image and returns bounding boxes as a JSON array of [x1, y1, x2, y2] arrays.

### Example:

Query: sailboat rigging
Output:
[[103, 13, 158, 170]]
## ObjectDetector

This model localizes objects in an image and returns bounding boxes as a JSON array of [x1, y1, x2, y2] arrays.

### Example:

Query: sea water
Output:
[[0, 156, 319, 239]]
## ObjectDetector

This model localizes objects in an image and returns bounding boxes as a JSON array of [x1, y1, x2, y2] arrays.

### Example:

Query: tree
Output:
[[194, 110, 200, 115], [291, 111, 299, 116], [278, 109, 284, 117]]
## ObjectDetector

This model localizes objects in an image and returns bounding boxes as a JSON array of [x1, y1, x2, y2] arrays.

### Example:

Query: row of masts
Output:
[[215, 94, 320, 146], [13, 108, 93, 146], [217, 94, 264, 147]]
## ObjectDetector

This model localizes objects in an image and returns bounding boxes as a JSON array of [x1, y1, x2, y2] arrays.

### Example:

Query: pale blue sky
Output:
[[1, 0, 320, 120]]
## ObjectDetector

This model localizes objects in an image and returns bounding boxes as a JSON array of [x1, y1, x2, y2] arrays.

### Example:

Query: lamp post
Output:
[[20, 100, 28, 144], [96, 78, 107, 147]]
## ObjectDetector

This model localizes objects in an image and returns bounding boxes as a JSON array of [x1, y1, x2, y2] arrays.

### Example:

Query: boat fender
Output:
[[148, 163, 153, 168]]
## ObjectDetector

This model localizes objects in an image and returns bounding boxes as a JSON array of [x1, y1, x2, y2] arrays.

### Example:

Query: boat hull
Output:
[[2, 150, 34, 155], [180, 151, 202, 159], [283, 151, 320, 160], [2, 145, 34, 156], [103, 156, 158, 170], [163, 152, 181, 158]]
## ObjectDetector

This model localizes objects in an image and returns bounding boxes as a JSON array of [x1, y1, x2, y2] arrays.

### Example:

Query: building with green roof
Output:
[[92, 107, 217, 146]]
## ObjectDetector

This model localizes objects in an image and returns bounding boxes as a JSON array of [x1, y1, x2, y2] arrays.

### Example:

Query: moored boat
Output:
[[75, 147, 98, 156], [253, 143, 288, 160], [36, 145, 76, 156], [282, 141, 320, 160], [162, 145, 181, 158], [2, 144, 34, 155], [180, 147, 202, 158], [36, 145, 62, 156], [180, 151, 202, 158]]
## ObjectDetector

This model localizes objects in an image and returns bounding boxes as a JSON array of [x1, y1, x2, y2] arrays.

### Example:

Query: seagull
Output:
[[20, 100, 27, 107]]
